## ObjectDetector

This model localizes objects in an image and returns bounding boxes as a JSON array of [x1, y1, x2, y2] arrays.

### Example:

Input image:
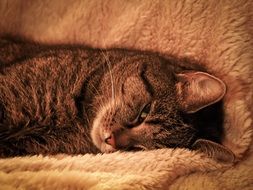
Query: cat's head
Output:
[[91, 52, 234, 163]]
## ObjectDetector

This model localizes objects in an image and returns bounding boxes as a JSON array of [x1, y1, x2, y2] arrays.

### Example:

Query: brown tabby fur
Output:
[[0, 38, 224, 157]]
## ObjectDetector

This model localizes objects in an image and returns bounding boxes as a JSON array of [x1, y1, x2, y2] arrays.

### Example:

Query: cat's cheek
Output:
[[130, 123, 154, 140], [131, 123, 151, 133]]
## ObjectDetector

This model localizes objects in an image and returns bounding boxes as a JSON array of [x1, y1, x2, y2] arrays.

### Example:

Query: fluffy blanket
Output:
[[0, 0, 252, 189]]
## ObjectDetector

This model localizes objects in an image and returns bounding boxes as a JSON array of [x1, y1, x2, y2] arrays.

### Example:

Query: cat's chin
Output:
[[100, 143, 117, 153]]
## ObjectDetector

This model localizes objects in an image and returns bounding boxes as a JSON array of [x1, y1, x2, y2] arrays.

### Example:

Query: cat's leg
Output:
[[0, 116, 99, 157]]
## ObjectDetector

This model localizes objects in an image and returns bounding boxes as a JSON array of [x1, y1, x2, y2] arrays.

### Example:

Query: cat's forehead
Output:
[[100, 51, 177, 99], [115, 56, 173, 80]]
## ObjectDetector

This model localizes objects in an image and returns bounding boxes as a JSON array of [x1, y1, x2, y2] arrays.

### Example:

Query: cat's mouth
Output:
[[102, 144, 145, 153], [124, 145, 147, 152]]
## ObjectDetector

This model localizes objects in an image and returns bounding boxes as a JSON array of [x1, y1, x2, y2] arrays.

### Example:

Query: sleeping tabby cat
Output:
[[0, 38, 234, 162]]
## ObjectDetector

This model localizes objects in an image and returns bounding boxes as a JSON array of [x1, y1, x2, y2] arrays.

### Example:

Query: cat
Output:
[[0, 37, 235, 162]]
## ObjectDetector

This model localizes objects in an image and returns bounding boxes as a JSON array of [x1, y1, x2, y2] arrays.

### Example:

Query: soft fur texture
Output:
[[0, 0, 252, 189], [1, 41, 225, 156]]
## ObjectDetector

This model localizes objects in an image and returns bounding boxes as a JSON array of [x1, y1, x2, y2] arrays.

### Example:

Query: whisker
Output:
[[100, 50, 115, 102], [133, 144, 148, 150], [88, 82, 101, 97], [83, 108, 91, 125]]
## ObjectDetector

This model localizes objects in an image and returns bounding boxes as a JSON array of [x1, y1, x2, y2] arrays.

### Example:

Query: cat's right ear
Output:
[[192, 139, 235, 163], [175, 71, 226, 113]]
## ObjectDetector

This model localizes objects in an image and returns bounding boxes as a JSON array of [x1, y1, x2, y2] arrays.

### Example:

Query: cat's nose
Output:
[[104, 133, 116, 148]]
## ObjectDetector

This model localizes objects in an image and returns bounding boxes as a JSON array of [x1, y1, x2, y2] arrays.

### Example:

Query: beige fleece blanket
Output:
[[0, 0, 252, 189]]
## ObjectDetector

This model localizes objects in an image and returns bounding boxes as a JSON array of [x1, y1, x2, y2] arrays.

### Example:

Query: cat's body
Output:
[[0, 38, 231, 160]]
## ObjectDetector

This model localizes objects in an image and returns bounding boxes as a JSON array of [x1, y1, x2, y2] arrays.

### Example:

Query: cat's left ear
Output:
[[176, 71, 226, 113], [192, 139, 235, 163]]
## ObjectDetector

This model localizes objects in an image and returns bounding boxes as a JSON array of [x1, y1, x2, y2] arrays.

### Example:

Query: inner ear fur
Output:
[[176, 71, 226, 113], [192, 139, 235, 163]]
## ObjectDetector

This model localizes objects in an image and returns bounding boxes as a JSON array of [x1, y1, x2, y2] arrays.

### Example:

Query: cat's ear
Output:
[[192, 139, 235, 163], [176, 71, 226, 113]]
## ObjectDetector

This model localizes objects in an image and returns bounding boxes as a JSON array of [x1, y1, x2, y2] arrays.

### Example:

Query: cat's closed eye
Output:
[[127, 103, 151, 128], [137, 103, 151, 124]]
